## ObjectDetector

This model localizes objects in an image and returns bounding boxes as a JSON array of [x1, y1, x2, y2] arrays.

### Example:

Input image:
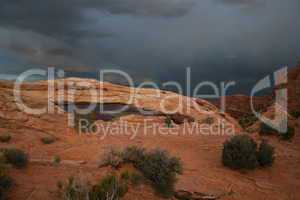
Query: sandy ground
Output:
[[0, 75, 299, 200], [2, 119, 299, 200]]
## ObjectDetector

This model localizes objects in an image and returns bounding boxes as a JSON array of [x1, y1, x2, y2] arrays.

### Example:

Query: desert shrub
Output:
[[100, 148, 124, 169], [239, 114, 258, 128], [4, 149, 28, 168], [120, 170, 144, 186], [53, 155, 61, 165], [120, 171, 130, 181], [101, 146, 182, 197], [280, 126, 295, 141], [257, 140, 275, 167], [122, 146, 145, 165], [101, 146, 146, 169], [222, 135, 258, 170], [0, 175, 13, 200], [129, 172, 144, 186], [41, 136, 56, 144], [58, 174, 129, 200], [0, 176, 13, 191], [136, 149, 182, 197], [90, 174, 128, 200], [165, 116, 173, 128], [57, 176, 90, 200], [0, 134, 11, 143], [0, 159, 13, 200]]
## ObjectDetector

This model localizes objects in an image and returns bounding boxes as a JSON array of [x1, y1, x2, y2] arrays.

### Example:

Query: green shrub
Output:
[[239, 114, 258, 128], [129, 172, 144, 186], [90, 174, 128, 200], [0, 159, 13, 200], [120, 171, 144, 186], [0, 176, 13, 191], [222, 135, 258, 170], [0, 134, 11, 143], [53, 155, 61, 165], [136, 149, 182, 197], [0, 175, 13, 200], [122, 146, 145, 165], [101, 146, 182, 197], [58, 174, 129, 200], [41, 136, 56, 144], [100, 148, 123, 169], [4, 149, 28, 168], [280, 126, 295, 141], [120, 171, 130, 181], [165, 116, 173, 128], [257, 140, 275, 167]]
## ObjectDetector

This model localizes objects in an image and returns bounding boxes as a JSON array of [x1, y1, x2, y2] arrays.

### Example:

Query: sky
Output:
[[0, 0, 299, 94]]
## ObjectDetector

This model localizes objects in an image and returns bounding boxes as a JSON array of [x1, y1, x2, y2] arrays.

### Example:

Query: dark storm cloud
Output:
[[219, 0, 260, 4], [0, 0, 299, 94], [97, 0, 195, 17], [0, 0, 195, 69], [0, 0, 194, 39]]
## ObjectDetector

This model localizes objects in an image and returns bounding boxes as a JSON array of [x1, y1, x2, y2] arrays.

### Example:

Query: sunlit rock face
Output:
[[0, 78, 241, 135]]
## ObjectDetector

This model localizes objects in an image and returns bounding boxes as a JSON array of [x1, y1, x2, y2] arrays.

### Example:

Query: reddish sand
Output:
[[0, 70, 299, 200]]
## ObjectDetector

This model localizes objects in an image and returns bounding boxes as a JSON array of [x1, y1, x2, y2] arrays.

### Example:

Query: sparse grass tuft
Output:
[[57, 176, 90, 200], [165, 116, 173, 128], [100, 148, 124, 169], [120, 171, 130, 181], [58, 173, 130, 200], [53, 155, 61, 165], [120, 170, 145, 186], [90, 174, 128, 200], [129, 172, 144, 186], [122, 146, 145, 165]]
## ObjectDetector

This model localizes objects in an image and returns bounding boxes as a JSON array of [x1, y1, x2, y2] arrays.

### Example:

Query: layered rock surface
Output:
[[0, 76, 299, 200]]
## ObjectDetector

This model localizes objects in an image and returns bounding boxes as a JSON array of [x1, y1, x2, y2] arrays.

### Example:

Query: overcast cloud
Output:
[[0, 0, 299, 93]]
